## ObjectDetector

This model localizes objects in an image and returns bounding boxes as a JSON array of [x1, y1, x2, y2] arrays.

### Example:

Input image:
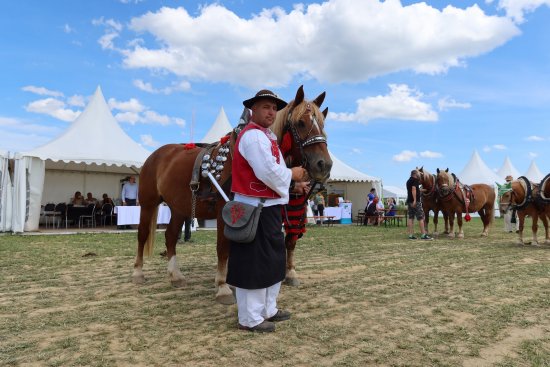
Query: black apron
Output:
[[227, 205, 286, 289]]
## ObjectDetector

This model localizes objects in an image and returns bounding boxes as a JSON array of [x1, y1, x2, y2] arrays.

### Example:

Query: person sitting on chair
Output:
[[85, 192, 99, 207], [100, 193, 114, 206], [71, 191, 85, 206]]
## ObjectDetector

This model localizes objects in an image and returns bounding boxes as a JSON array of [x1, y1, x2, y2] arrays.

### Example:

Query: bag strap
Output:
[[258, 198, 266, 209]]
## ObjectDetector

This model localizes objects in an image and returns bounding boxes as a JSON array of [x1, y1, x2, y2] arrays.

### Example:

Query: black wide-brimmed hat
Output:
[[243, 89, 287, 111]]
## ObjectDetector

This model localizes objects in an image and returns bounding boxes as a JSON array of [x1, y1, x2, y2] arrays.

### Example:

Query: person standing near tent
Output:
[[502, 175, 519, 233], [313, 192, 325, 225], [121, 176, 139, 206], [226, 89, 308, 333], [406, 170, 432, 240]]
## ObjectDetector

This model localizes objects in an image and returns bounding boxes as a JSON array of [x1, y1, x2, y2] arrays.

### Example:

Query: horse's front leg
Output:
[[215, 222, 235, 305], [542, 215, 550, 245], [531, 213, 540, 246], [432, 210, 439, 236], [283, 234, 300, 286], [517, 213, 526, 245], [479, 209, 489, 237], [166, 214, 186, 287], [456, 212, 464, 238], [447, 211, 456, 238]]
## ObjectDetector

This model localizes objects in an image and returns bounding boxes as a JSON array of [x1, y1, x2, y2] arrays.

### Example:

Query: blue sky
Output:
[[1, 0, 549, 187]]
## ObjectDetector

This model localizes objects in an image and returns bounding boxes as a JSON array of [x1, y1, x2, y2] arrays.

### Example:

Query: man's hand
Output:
[[291, 167, 308, 181], [292, 181, 311, 195]]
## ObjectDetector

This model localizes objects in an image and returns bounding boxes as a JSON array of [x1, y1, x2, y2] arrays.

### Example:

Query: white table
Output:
[[114, 206, 172, 225], [324, 206, 343, 220]]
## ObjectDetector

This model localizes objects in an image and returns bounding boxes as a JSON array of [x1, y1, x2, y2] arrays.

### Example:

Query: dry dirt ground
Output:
[[1, 219, 549, 366]]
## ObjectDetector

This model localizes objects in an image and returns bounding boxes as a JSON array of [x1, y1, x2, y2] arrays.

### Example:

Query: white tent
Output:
[[200, 107, 233, 143], [13, 86, 151, 232], [0, 150, 13, 232], [458, 150, 502, 185], [524, 160, 543, 182], [326, 152, 382, 217], [496, 156, 520, 180]]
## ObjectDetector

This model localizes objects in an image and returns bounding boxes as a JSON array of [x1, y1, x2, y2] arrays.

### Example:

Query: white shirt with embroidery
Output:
[[233, 127, 291, 207]]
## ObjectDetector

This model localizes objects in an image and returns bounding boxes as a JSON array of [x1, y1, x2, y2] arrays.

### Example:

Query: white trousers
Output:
[[235, 282, 281, 328], [504, 211, 519, 232]]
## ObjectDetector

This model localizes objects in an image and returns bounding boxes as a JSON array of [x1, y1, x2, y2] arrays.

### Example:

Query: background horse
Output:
[[499, 177, 549, 246], [417, 167, 449, 236], [435, 168, 495, 238], [132, 86, 332, 304]]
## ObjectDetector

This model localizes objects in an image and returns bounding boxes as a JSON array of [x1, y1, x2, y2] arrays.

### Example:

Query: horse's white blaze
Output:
[[167, 255, 184, 281]]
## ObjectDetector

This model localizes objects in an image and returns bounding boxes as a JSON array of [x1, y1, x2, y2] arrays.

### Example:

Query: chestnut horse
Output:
[[417, 167, 449, 236], [540, 173, 550, 221], [498, 176, 549, 246], [132, 86, 332, 304], [435, 168, 495, 238]]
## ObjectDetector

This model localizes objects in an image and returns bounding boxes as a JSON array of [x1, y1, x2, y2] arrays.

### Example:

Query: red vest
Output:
[[231, 123, 282, 199]]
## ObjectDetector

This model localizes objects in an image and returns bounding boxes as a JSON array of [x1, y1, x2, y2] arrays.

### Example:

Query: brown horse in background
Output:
[[499, 176, 549, 246], [132, 86, 332, 304], [435, 168, 495, 238], [540, 173, 550, 222], [417, 167, 449, 236]]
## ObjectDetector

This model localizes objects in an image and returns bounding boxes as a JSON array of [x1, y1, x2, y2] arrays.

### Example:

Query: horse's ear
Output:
[[419, 166, 424, 172], [437, 168, 440, 174], [321, 107, 328, 119], [445, 168, 449, 173], [294, 85, 305, 106], [313, 91, 326, 108]]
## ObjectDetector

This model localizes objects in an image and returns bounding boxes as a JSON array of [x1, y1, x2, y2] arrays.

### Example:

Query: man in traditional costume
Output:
[[227, 90, 307, 333]]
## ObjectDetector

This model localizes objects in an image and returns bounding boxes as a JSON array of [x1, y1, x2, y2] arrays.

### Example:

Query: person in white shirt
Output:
[[227, 89, 308, 333]]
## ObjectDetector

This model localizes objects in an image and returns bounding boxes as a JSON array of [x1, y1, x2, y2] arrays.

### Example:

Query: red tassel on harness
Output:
[[464, 214, 471, 222], [280, 131, 292, 157], [220, 135, 230, 145], [183, 143, 196, 150]]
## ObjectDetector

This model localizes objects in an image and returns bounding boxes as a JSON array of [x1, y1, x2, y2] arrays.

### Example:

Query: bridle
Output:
[[283, 102, 327, 169]]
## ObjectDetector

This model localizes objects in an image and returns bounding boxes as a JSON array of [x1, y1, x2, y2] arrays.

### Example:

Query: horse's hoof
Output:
[[132, 275, 146, 284], [216, 293, 236, 305], [532, 242, 540, 247], [481, 232, 488, 237], [457, 234, 464, 239], [170, 279, 186, 288], [284, 277, 300, 287], [447, 233, 455, 239]]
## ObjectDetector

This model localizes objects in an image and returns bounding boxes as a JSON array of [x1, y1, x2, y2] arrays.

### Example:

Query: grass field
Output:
[[1, 217, 549, 366]]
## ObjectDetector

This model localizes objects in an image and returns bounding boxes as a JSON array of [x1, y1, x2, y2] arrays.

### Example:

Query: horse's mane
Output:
[[271, 99, 326, 145]]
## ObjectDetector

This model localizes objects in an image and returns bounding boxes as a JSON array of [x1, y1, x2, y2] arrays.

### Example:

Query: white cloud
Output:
[[63, 24, 74, 34], [482, 144, 507, 152], [92, 17, 122, 32], [22, 85, 64, 97], [109, 98, 185, 127], [99, 32, 119, 50], [67, 95, 86, 107], [93, 17, 123, 51], [25, 98, 81, 122], [329, 84, 437, 123], [351, 148, 362, 154], [438, 97, 472, 111], [112, 1, 519, 88], [393, 150, 418, 162], [496, 0, 550, 23], [108, 98, 145, 113], [140, 134, 160, 148], [133, 79, 191, 94], [525, 135, 544, 141], [419, 150, 443, 158], [528, 152, 538, 158], [0, 116, 61, 151]]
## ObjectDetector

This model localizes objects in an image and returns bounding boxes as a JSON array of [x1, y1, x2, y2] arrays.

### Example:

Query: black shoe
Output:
[[238, 320, 275, 332], [267, 309, 291, 322]]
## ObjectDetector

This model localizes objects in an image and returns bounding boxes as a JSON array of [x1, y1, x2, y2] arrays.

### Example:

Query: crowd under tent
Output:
[[13, 86, 151, 232], [326, 152, 382, 217]]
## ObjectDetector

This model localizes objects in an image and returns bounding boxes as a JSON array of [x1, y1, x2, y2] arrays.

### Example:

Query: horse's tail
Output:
[[143, 206, 159, 257]]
